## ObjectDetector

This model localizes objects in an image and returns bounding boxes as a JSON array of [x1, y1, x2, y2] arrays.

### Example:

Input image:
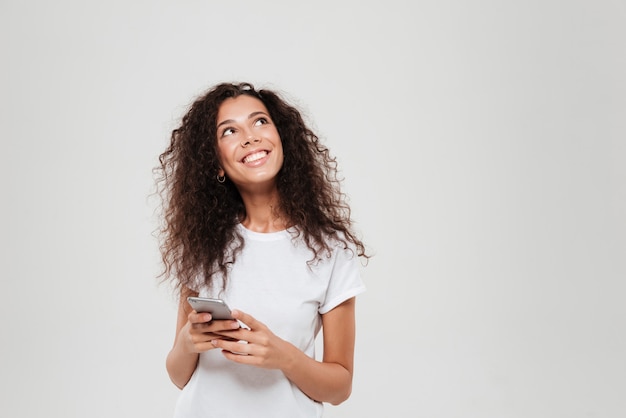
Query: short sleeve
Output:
[[319, 245, 366, 314]]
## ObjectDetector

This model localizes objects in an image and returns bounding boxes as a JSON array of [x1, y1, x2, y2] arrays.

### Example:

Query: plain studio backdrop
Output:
[[1, 1, 624, 417]]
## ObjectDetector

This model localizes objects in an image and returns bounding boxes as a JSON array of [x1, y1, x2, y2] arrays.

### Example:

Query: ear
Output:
[[218, 168, 225, 177]]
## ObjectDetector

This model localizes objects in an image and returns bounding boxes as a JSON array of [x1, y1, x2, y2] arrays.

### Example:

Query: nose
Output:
[[241, 136, 260, 147]]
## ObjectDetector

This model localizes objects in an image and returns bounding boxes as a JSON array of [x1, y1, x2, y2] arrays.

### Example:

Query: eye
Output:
[[221, 127, 235, 137], [253, 117, 269, 126]]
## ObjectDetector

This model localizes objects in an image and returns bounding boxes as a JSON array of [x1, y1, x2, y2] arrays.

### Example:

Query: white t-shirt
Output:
[[172, 225, 366, 418]]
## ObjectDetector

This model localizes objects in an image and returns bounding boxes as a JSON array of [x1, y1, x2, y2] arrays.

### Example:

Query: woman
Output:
[[156, 82, 368, 417]]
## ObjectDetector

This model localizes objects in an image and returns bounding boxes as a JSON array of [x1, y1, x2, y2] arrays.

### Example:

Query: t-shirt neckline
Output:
[[237, 223, 294, 242]]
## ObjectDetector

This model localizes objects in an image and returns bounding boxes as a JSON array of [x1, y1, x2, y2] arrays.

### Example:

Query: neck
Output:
[[238, 189, 289, 233]]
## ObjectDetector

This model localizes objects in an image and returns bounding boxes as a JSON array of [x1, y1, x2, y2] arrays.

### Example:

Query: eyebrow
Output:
[[216, 111, 269, 129]]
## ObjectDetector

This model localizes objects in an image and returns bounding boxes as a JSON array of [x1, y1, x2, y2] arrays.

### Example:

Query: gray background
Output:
[[1, 1, 625, 417]]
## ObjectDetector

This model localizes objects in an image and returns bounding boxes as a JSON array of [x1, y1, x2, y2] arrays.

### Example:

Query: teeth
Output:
[[243, 151, 267, 163]]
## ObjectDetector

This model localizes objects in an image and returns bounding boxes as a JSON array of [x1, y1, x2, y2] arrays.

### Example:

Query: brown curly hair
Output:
[[155, 82, 368, 293]]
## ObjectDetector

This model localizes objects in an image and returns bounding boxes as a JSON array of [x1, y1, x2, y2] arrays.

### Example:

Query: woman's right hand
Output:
[[182, 311, 242, 353]]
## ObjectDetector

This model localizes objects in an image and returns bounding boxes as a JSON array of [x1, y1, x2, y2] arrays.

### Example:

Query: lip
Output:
[[240, 149, 271, 166]]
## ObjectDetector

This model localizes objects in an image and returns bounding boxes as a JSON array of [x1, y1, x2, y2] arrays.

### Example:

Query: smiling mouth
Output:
[[242, 151, 269, 163]]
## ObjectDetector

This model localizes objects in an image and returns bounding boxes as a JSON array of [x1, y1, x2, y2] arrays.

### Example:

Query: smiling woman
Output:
[[154, 82, 370, 418], [215, 95, 285, 191]]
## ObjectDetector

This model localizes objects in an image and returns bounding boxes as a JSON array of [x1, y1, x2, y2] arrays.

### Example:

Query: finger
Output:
[[192, 341, 220, 353], [192, 319, 240, 334], [191, 322, 214, 332], [212, 328, 248, 341], [192, 331, 235, 344], [212, 338, 250, 356], [231, 309, 264, 330], [189, 311, 212, 324], [203, 319, 241, 331]]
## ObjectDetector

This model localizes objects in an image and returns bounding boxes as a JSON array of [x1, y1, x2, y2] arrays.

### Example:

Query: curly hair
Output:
[[155, 82, 368, 293]]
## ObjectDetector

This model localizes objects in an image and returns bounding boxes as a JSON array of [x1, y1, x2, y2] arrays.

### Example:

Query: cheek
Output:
[[275, 139, 285, 162], [217, 142, 235, 163], [276, 144, 285, 163]]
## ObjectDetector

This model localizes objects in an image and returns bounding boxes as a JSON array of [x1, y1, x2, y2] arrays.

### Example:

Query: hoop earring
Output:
[[217, 174, 226, 183]]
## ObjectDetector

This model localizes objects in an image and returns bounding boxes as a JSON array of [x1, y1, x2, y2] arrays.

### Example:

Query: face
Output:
[[215, 95, 284, 191]]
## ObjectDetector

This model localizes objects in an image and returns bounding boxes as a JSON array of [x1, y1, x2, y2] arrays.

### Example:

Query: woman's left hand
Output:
[[210, 309, 297, 370]]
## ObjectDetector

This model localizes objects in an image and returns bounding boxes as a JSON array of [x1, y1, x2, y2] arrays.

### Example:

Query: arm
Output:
[[165, 288, 242, 389], [165, 287, 200, 389], [285, 297, 357, 404], [213, 297, 358, 405]]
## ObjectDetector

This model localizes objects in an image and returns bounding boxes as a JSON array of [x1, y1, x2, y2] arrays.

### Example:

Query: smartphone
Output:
[[187, 296, 234, 320]]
